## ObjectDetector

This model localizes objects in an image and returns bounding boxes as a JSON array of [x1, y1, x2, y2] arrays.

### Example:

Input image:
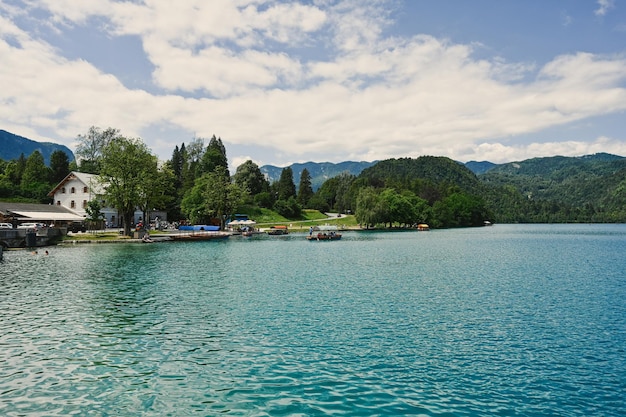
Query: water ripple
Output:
[[1, 227, 626, 416]]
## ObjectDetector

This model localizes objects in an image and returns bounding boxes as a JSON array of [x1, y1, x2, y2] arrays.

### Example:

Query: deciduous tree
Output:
[[99, 136, 157, 236], [234, 160, 269, 198], [75, 126, 119, 173], [181, 166, 243, 228]]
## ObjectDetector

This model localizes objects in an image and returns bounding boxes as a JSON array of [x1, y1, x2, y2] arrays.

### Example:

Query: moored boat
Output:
[[170, 231, 230, 241], [267, 225, 289, 235]]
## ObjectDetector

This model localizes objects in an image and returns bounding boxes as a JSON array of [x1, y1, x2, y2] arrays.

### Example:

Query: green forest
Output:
[[2, 126, 626, 230]]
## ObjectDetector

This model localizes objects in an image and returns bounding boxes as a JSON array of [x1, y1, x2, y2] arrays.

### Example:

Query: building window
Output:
[[61, 187, 66, 193], [82, 200, 87, 208], [71, 187, 76, 193], [83, 186, 88, 193], [70, 200, 75, 208]]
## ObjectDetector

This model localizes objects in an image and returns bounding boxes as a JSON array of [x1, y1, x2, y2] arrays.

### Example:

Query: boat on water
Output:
[[307, 225, 342, 241], [170, 231, 230, 241], [267, 225, 289, 235]]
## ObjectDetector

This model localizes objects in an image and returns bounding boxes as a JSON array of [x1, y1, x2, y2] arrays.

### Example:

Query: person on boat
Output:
[[309, 226, 313, 236]]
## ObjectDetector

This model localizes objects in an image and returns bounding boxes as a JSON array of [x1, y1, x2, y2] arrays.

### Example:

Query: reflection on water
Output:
[[1, 225, 625, 416]]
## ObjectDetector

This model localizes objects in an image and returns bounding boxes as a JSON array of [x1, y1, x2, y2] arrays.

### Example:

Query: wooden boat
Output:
[[306, 225, 342, 241], [307, 232, 341, 241], [267, 225, 288, 235]]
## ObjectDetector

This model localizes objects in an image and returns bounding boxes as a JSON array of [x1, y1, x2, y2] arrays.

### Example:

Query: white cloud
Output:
[[460, 137, 626, 164], [595, 0, 615, 16], [1, 0, 626, 168]]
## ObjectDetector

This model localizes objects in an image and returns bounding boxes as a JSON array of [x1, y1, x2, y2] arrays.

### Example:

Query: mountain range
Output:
[[3, 129, 625, 203], [0, 129, 75, 165], [260, 154, 625, 192], [260, 161, 378, 190]]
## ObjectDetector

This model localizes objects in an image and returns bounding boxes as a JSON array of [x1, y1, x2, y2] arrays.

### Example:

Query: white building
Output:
[[48, 171, 167, 228], [48, 172, 120, 227]]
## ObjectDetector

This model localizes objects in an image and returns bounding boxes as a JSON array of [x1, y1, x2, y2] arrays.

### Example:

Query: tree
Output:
[[297, 168, 314, 207], [75, 126, 119, 173], [181, 166, 243, 228], [20, 153, 40, 185], [432, 192, 490, 228], [276, 167, 296, 201], [273, 196, 302, 218], [85, 199, 104, 232], [234, 160, 269, 198], [171, 145, 183, 186], [4, 154, 26, 186], [335, 172, 356, 214], [135, 154, 160, 225], [200, 135, 229, 177], [313, 176, 339, 211], [355, 187, 382, 228], [150, 165, 178, 223], [99, 136, 157, 236], [21, 151, 52, 201], [379, 188, 417, 227], [183, 138, 205, 190], [50, 150, 70, 184]]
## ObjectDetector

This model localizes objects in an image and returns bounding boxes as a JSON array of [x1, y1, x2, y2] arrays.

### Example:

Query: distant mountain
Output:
[[0, 129, 75, 165], [478, 152, 626, 210], [261, 160, 377, 190], [464, 160, 497, 175], [484, 152, 624, 176]]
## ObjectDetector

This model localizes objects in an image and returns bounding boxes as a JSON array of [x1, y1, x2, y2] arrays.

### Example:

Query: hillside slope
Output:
[[0, 129, 75, 164]]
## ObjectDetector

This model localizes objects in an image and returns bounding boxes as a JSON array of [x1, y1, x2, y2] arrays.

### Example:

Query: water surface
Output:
[[1, 224, 625, 416]]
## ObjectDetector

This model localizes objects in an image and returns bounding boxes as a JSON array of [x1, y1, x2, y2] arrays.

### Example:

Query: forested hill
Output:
[[0, 129, 75, 165], [483, 153, 624, 176], [358, 156, 482, 195], [478, 153, 626, 222], [349, 154, 626, 223]]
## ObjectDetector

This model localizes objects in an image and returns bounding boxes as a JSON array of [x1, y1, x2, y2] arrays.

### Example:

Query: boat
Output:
[[307, 225, 342, 241], [267, 225, 289, 235], [169, 231, 230, 241]]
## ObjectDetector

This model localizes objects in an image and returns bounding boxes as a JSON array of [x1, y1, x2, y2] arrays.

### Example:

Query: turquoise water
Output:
[[1, 224, 625, 416]]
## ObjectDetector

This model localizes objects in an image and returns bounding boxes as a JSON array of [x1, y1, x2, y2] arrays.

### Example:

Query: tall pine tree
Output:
[[50, 150, 70, 184], [297, 168, 314, 207], [276, 167, 296, 201], [200, 135, 229, 178]]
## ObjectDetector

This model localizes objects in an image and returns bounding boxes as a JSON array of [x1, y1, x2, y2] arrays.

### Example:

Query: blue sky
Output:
[[1, 0, 625, 170]]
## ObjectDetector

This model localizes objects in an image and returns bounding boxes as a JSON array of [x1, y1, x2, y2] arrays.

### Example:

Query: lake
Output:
[[1, 224, 625, 416]]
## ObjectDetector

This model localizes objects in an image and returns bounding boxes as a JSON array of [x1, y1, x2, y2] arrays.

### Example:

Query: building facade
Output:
[[48, 172, 168, 228]]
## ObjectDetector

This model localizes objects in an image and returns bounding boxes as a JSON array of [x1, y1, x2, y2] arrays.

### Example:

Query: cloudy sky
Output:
[[1, 0, 625, 169]]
